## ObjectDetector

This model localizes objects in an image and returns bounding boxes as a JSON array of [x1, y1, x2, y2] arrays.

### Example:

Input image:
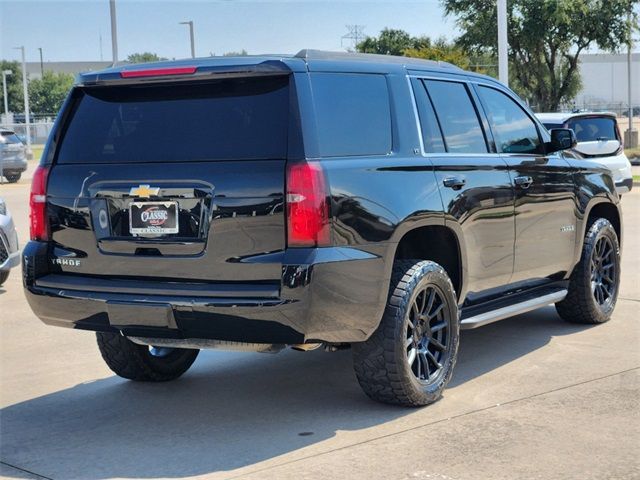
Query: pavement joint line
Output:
[[227, 366, 640, 480], [0, 460, 54, 480], [619, 297, 640, 303]]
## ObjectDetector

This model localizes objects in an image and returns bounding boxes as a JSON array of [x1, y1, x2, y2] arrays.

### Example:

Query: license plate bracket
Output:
[[129, 201, 179, 235]]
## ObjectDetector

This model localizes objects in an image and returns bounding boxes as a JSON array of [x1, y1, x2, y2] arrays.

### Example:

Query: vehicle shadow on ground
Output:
[[0, 306, 595, 479]]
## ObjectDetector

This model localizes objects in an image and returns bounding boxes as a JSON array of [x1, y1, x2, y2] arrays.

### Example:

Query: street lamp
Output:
[[38, 47, 44, 78], [497, 0, 509, 86], [2, 70, 12, 118], [179, 21, 196, 58], [13, 46, 32, 159], [110, 0, 119, 63]]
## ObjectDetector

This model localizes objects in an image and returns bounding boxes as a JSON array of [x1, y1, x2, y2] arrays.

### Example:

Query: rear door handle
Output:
[[514, 176, 533, 189], [443, 176, 466, 190]]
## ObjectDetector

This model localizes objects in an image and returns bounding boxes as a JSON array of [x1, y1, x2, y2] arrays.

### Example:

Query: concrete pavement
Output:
[[0, 162, 638, 480]]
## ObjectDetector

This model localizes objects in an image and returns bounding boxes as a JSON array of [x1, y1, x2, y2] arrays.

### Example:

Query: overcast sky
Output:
[[1, 0, 460, 62]]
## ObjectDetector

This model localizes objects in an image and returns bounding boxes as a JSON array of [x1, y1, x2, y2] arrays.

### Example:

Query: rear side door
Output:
[[412, 77, 515, 299], [474, 83, 577, 282]]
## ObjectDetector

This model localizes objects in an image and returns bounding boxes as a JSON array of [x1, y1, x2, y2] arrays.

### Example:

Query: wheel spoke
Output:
[[418, 290, 427, 314], [407, 347, 417, 366], [431, 321, 447, 333], [426, 350, 442, 370], [428, 302, 444, 320], [429, 337, 446, 351], [425, 288, 436, 316], [419, 352, 430, 380]]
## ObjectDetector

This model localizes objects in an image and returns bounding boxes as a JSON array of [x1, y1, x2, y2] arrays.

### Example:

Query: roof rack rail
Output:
[[294, 49, 462, 70]]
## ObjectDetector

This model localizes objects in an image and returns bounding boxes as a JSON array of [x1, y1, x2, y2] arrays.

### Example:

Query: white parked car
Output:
[[536, 112, 633, 194], [0, 197, 20, 286]]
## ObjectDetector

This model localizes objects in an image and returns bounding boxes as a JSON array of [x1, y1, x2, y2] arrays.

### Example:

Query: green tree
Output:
[[28, 71, 74, 114], [0, 60, 24, 114], [357, 28, 427, 55], [443, 0, 639, 111], [126, 52, 167, 64], [404, 37, 473, 69], [223, 49, 248, 56], [357, 29, 472, 69]]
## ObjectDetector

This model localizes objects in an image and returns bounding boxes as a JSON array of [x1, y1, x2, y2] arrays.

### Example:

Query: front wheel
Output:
[[96, 332, 199, 381], [556, 218, 621, 324], [352, 260, 459, 407]]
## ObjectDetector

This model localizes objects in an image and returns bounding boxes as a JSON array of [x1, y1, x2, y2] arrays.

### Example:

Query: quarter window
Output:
[[478, 86, 542, 155], [424, 80, 488, 154], [310, 73, 392, 157]]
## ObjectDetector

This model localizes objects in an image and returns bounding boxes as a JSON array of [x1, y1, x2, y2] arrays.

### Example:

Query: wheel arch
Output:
[[392, 223, 466, 303]]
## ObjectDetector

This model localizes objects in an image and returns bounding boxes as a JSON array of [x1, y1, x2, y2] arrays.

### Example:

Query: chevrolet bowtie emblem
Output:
[[129, 185, 160, 198]]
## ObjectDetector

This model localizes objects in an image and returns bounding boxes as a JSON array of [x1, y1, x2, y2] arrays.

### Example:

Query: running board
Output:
[[460, 289, 568, 330]]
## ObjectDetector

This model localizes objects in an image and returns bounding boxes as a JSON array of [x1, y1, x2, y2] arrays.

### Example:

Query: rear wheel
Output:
[[352, 260, 459, 407], [0, 270, 9, 286], [556, 218, 620, 324], [4, 173, 21, 183], [96, 332, 199, 381]]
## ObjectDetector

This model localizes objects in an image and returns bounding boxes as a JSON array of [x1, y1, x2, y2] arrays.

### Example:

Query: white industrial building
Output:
[[574, 53, 639, 112]]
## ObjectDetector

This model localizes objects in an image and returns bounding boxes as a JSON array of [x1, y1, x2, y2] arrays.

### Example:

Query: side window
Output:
[[424, 79, 488, 154], [477, 86, 542, 155], [412, 79, 446, 153], [310, 73, 392, 157]]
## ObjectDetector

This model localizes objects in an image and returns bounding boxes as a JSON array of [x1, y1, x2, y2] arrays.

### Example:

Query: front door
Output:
[[474, 84, 577, 283]]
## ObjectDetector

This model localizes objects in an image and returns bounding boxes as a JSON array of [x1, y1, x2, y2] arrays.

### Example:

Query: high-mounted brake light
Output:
[[29, 165, 50, 241], [120, 66, 197, 78], [286, 161, 330, 247]]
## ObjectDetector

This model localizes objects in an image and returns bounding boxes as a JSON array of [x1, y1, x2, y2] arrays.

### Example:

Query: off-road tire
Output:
[[96, 332, 199, 381], [352, 260, 459, 407], [556, 218, 620, 324], [5, 173, 21, 183], [0, 270, 9, 286]]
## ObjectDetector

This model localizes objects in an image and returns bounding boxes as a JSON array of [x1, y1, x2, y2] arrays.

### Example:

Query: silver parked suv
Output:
[[1, 128, 28, 183], [0, 197, 20, 285]]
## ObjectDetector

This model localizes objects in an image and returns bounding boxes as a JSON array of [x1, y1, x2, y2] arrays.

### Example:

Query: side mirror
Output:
[[548, 128, 577, 153]]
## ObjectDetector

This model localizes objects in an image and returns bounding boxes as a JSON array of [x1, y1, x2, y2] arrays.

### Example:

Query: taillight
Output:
[[29, 165, 49, 241], [286, 161, 330, 247]]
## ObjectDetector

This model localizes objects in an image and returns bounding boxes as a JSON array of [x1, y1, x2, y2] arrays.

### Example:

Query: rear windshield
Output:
[[542, 123, 563, 131], [0, 132, 22, 144], [56, 76, 290, 164], [567, 117, 618, 142]]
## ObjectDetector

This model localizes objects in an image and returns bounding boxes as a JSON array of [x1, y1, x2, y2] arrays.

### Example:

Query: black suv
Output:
[[23, 51, 622, 407]]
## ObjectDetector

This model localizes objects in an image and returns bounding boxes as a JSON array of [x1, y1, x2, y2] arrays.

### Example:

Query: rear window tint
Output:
[[567, 117, 617, 142], [424, 80, 488, 154], [0, 132, 22, 144], [56, 76, 289, 164], [310, 73, 391, 157]]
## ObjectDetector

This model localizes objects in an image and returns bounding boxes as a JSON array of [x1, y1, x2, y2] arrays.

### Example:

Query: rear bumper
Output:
[[615, 177, 633, 194], [1, 156, 28, 173], [23, 242, 389, 343]]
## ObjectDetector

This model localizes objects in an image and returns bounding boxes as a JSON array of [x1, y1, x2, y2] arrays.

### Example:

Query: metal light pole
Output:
[[110, 0, 119, 63], [180, 21, 196, 58], [627, 11, 634, 143], [2, 70, 12, 117], [13, 46, 32, 158], [37, 47, 44, 78], [497, 0, 509, 86]]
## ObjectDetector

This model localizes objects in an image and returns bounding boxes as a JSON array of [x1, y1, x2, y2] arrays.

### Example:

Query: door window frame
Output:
[[470, 81, 549, 158], [408, 74, 496, 158]]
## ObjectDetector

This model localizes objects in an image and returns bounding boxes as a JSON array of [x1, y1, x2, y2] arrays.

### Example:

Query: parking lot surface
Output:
[[1, 162, 639, 480]]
